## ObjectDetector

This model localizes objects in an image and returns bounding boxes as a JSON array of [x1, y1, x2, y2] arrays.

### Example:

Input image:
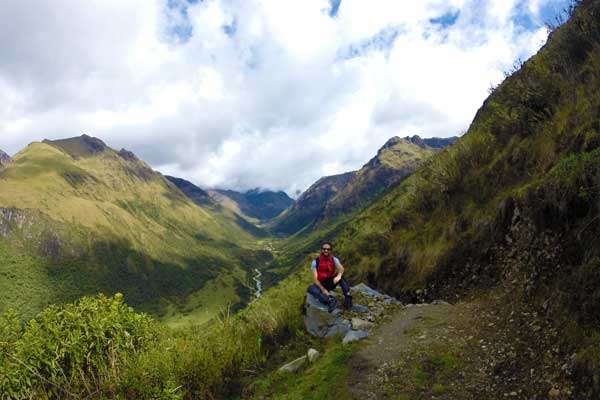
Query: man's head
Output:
[[321, 241, 332, 256]]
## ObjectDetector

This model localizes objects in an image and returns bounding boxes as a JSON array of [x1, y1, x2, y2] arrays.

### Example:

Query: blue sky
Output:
[[0, 0, 574, 195]]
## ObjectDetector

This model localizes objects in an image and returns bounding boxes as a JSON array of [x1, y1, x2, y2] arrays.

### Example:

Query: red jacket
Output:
[[316, 254, 336, 281]]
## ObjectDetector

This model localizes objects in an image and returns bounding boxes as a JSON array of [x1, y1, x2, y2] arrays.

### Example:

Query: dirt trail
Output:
[[346, 300, 498, 399]]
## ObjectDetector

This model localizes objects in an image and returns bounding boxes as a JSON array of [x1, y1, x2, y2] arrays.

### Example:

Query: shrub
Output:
[[0, 294, 156, 399]]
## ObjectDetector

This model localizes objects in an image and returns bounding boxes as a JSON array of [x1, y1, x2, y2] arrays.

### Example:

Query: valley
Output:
[[2, 0, 600, 398]]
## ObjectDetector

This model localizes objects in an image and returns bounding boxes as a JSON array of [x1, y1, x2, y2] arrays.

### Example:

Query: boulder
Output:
[[307, 348, 320, 363], [351, 283, 386, 298], [279, 356, 307, 373], [304, 293, 351, 337], [343, 330, 370, 344]]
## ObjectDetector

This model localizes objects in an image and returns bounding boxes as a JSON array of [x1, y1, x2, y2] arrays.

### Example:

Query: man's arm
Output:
[[312, 269, 329, 296], [333, 258, 344, 284]]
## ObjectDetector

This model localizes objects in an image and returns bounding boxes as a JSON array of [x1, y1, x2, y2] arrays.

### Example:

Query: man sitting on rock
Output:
[[307, 241, 352, 312]]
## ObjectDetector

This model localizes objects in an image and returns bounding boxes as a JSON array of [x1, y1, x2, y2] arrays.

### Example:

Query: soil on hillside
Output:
[[345, 294, 573, 400]]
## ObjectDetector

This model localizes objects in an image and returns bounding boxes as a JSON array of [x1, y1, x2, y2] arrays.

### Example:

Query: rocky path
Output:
[[346, 300, 491, 399], [344, 293, 572, 400]]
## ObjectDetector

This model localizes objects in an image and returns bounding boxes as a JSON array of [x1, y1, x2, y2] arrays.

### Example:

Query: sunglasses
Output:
[[321, 247, 331, 251]]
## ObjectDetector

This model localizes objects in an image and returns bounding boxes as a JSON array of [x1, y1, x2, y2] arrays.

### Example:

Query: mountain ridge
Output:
[[271, 136, 443, 235], [0, 135, 265, 323]]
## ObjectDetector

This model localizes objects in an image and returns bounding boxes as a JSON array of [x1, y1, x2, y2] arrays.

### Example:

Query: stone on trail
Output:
[[307, 348, 320, 363], [279, 356, 307, 373], [304, 293, 351, 337], [343, 330, 370, 344], [351, 318, 374, 330], [351, 304, 370, 313]]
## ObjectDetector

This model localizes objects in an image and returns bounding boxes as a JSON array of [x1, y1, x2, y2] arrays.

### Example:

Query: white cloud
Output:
[[0, 0, 572, 194]]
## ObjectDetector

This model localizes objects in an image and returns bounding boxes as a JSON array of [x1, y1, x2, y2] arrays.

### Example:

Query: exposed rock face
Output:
[[117, 148, 138, 161], [0, 208, 29, 238], [0, 149, 11, 166], [404, 134, 459, 149]]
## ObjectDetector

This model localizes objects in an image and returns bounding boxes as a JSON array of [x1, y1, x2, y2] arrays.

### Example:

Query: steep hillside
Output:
[[0, 149, 10, 166], [332, 0, 600, 395], [272, 137, 437, 236], [271, 172, 355, 236], [0, 135, 266, 323], [209, 188, 294, 221], [166, 175, 214, 206]]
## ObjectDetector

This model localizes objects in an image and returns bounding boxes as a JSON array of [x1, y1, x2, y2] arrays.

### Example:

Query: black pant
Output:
[[307, 277, 351, 305]]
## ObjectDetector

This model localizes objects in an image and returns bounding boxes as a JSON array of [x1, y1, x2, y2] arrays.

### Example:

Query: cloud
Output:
[[0, 0, 572, 195]]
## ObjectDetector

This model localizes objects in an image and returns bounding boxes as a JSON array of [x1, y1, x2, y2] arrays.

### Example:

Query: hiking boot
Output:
[[344, 295, 353, 310], [327, 297, 338, 313]]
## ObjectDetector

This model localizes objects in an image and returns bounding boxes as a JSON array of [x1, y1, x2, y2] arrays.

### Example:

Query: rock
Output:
[[325, 320, 352, 338], [307, 348, 320, 363], [279, 356, 307, 373], [548, 388, 560, 398], [432, 300, 451, 306], [343, 330, 370, 344], [351, 318, 374, 330], [304, 293, 349, 338], [351, 283, 386, 298], [352, 304, 370, 313]]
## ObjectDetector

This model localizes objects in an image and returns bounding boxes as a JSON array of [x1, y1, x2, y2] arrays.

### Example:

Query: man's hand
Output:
[[333, 275, 341, 284]]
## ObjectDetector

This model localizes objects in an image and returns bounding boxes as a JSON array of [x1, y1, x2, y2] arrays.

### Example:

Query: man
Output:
[[307, 241, 352, 312]]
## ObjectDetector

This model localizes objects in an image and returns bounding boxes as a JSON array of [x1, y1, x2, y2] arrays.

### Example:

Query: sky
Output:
[[0, 0, 572, 196]]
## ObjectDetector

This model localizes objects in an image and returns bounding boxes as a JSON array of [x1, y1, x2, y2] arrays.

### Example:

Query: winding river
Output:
[[252, 268, 263, 298]]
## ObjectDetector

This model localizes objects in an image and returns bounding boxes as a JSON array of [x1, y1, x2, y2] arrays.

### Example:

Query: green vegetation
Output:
[[1, 270, 310, 399], [0, 294, 155, 399], [4, 1, 600, 397], [244, 343, 354, 400]]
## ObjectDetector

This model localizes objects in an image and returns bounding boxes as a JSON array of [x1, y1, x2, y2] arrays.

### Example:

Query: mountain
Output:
[[404, 134, 459, 149], [271, 136, 439, 235], [270, 172, 355, 236], [208, 188, 294, 221], [165, 175, 213, 206], [331, 1, 600, 395], [0, 135, 266, 324], [0, 149, 10, 166]]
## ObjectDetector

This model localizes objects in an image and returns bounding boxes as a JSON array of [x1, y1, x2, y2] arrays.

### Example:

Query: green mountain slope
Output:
[[0, 135, 265, 323], [272, 137, 437, 236], [209, 188, 294, 222], [329, 1, 600, 394]]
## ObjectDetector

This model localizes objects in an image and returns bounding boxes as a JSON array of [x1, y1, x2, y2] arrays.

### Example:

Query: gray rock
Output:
[[343, 330, 370, 344], [351, 318, 374, 330], [351, 304, 370, 313], [279, 356, 307, 373], [307, 348, 320, 363], [432, 299, 451, 306], [351, 283, 386, 298], [325, 320, 352, 338], [304, 293, 349, 338]]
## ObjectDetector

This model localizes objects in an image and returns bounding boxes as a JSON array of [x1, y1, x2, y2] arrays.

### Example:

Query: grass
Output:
[[244, 342, 355, 400]]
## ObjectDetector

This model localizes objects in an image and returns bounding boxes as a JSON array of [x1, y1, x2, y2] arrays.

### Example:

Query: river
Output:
[[253, 268, 263, 298]]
